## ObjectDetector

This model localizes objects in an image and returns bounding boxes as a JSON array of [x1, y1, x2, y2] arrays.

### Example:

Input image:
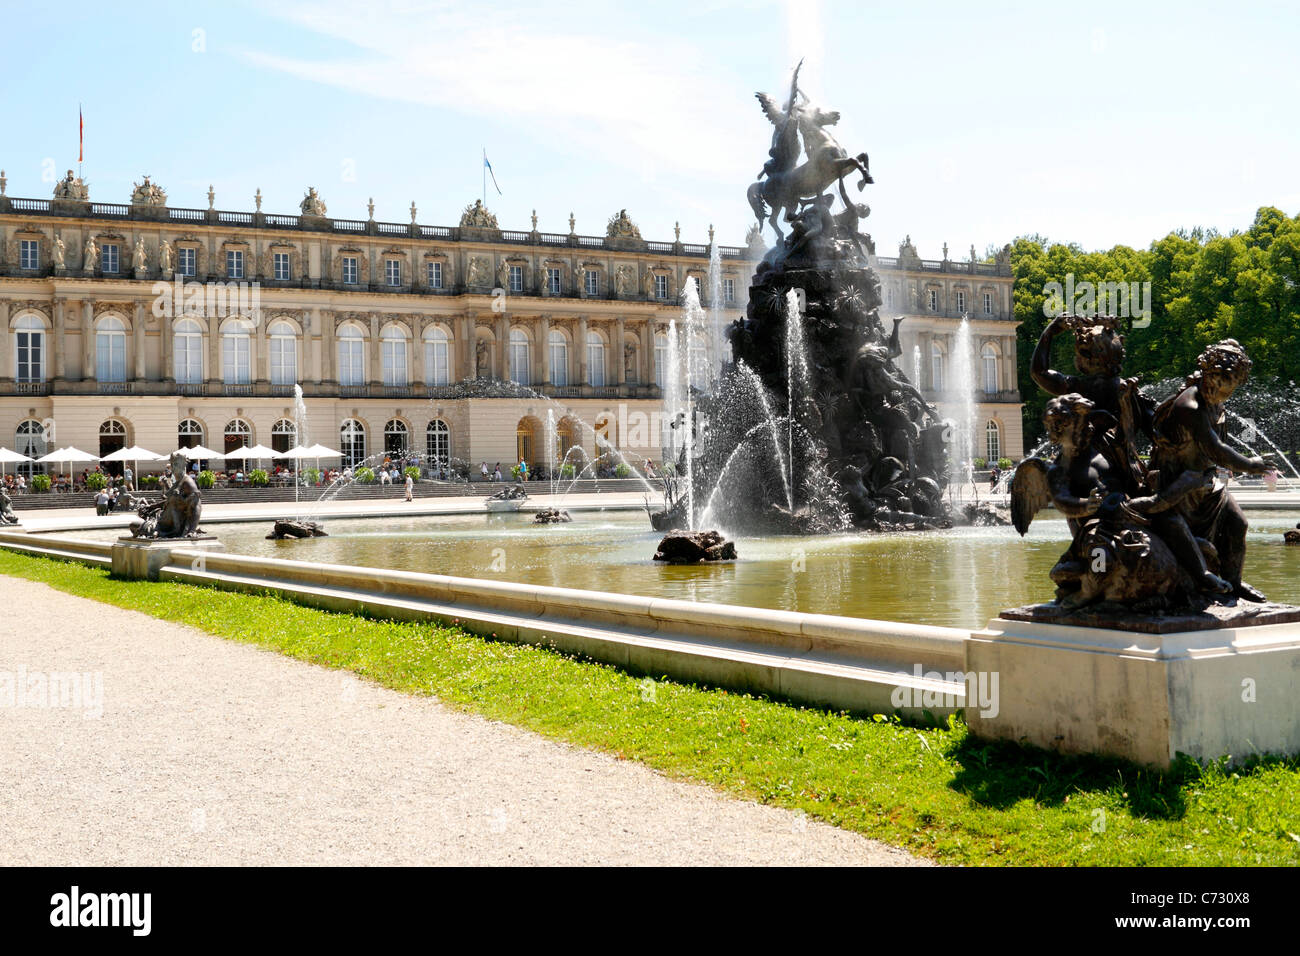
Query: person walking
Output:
[[518, 458, 529, 483], [493, 463, 503, 482], [480, 461, 489, 482], [404, 471, 414, 502]]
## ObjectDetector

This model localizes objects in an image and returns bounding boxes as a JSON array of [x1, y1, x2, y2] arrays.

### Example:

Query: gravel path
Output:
[[0, 576, 925, 866]]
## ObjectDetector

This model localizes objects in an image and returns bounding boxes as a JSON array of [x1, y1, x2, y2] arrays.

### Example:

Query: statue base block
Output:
[[967, 609, 1300, 767], [111, 535, 223, 581], [998, 600, 1300, 634]]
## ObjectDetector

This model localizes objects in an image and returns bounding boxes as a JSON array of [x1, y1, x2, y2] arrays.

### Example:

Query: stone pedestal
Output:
[[966, 604, 1300, 768], [111, 536, 223, 581]]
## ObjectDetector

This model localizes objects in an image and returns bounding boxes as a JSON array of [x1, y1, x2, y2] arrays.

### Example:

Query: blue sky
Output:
[[2, 0, 1297, 258]]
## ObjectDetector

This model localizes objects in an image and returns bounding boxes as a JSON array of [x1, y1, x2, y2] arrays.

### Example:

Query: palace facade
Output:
[[0, 170, 1022, 477]]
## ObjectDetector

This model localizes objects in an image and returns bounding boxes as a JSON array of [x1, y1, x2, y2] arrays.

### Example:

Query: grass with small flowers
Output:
[[2, 548, 1298, 866]]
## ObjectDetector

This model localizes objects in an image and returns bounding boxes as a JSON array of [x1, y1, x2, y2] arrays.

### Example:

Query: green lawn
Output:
[[3, 548, 1298, 866]]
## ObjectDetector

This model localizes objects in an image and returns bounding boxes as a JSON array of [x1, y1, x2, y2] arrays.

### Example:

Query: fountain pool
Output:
[[71, 510, 1300, 628]]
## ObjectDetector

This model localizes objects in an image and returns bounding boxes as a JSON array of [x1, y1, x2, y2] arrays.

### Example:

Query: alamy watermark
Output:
[[151, 275, 262, 324], [890, 665, 999, 718], [1042, 273, 1151, 328], [0, 665, 103, 719]]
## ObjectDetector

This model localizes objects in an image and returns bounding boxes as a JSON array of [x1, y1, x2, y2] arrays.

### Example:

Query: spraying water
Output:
[[951, 315, 976, 486], [784, 290, 809, 511]]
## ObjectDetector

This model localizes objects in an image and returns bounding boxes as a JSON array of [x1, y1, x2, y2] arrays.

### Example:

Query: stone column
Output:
[[254, 315, 268, 385], [133, 301, 146, 381], [577, 316, 588, 385], [496, 314, 509, 380], [81, 301, 94, 380], [614, 317, 626, 387], [413, 319, 426, 387], [52, 299, 66, 381], [319, 309, 333, 384], [368, 313, 381, 385], [537, 315, 551, 384], [208, 315, 221, 384], [160, 309, 173, 383], [0, 299, 11, 382], [643, 321, 656, 388]]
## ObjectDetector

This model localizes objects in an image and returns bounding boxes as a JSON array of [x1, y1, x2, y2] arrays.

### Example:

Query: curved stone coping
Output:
[[0, 531, 112, 567], [163, 546, 969, 670]]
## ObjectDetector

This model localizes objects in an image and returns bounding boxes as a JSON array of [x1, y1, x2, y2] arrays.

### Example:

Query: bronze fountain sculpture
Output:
[[129, 451, 205, 539]]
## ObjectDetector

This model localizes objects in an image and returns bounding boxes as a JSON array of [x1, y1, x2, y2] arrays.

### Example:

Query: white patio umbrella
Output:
[[35, 446, 100, 479], [100, 445, 166, 486], [224, 443, 279, 475], [175, 444, 223, 460], [0, 447, 34, 465]]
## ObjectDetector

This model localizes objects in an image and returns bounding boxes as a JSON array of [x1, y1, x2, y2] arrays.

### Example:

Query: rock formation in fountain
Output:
[[664, 63, 953, 533], [653, 529, 737, 564]]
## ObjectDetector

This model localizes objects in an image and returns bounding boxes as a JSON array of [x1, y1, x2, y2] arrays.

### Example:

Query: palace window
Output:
[[385, 259, 402, 287], [654, 333, 667, 389], [547, 268, 561, 295], [427, 260, 443, 289], [423, 326, 450, 385], [384, 419, 408, 456], [338, 325, 365, 386], [178, 418, 204, 449], [271, 419, 296, 454], [19, 239, 39, 270], [102, 243, 120, 275], [983, 291, 993, 315], [508, 329, 530, 386], [342, 256, 358, 285], [585, 269, 599, 296], [548, 330, 568, 386], [95, 316, 127, 382], [15, 315, 45, 382], [340, 419, 366, 469], [174, 318, 203, 384], [931, 342, 945, 392], [982, 344, 999, 394], [689, 334, 708, 389], [99, 420, 127, 461], [381, 326, 408, 387], [986, 421, 1001, 462], [226, 249, 244, 279], [269, 321, 297, 386], [426, 420, 451, 465], [956, 290, 966, 313], [16, 420, 46, 477], [224, 419, 251, 455], [221, 320, 252, 384], [928, 289, 938, 311], [509, 265, 523, 293], [654, 274, 668, 299], [177, 247, 196, 277], [273, 252, 291, 281], [723, 278, 735, 303], [586, 331, 606, 387]]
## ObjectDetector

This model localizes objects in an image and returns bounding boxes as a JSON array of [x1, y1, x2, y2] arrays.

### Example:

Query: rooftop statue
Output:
[[606, 208, 642, 239], [52, 169, 89, 201], [300, 186, 327, 217], [130, 175, 167, 206], [459, 199, 498, 230]]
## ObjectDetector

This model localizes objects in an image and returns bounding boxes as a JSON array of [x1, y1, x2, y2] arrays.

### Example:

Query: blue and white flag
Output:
[[483, 150, 502, 195]]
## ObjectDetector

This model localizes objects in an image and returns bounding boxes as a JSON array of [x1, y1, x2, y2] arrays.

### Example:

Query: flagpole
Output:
[[482, 147, 486, 207]]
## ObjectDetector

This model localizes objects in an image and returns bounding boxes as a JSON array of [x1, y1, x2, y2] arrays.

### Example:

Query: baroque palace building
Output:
[[0, 168, 1021, 477]]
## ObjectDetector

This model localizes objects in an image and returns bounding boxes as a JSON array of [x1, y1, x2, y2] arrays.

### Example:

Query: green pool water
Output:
[[76, 509, 1300, 629]]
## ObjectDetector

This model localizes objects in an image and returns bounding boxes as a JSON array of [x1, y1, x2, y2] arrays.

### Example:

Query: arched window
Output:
[[508, 328, 530, 385], [174, 318, 203, 384], [931, 342, 945, 392], [95, 316, 127, 382], [178, 418, 204, 449], [340, 419, 366, 468], [221, 319, 252, 385], [586, 331, 606, 387], [15, 420, 46, 477], [982, 343, 999, 394], [426, 419, 450, 466], [224, 419, 251, 455], [654, 333, 668, 389], [380, 325, 407, 387], [269, 320, 297, 386], [985, 420, 1001, 462], [423, 326, 450, 386], [14, 315, 45, 383], [338, 325, 365, 387], [548, 330, 568, 386], [99, 419, 127, 461], [384, 419, 408, 456], [271, 419, 296, 454]]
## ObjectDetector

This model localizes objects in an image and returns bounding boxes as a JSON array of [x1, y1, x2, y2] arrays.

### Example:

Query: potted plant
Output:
[[197, 470, 216, 489], [30, 473, 51, 493], [249, 469, 269, 487], [354, 466, 376, 484]]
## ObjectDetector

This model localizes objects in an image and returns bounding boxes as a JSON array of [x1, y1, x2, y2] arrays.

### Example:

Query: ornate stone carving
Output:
[[158, 239, 173, 276], [606, 209, 642, 239], [642, 267, 658, 297], [130, 175, 167, 206], [300, 187, 327, 217], [52, 170, 89, 201], [331, 247, 369, 285], [132, 236, 148, 272], [466, 255, 491, 287], [614, 264, 635, 297], [52, 234, 66, 269], [459, 200, 499, 230], [83, 236, 98, 272]]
